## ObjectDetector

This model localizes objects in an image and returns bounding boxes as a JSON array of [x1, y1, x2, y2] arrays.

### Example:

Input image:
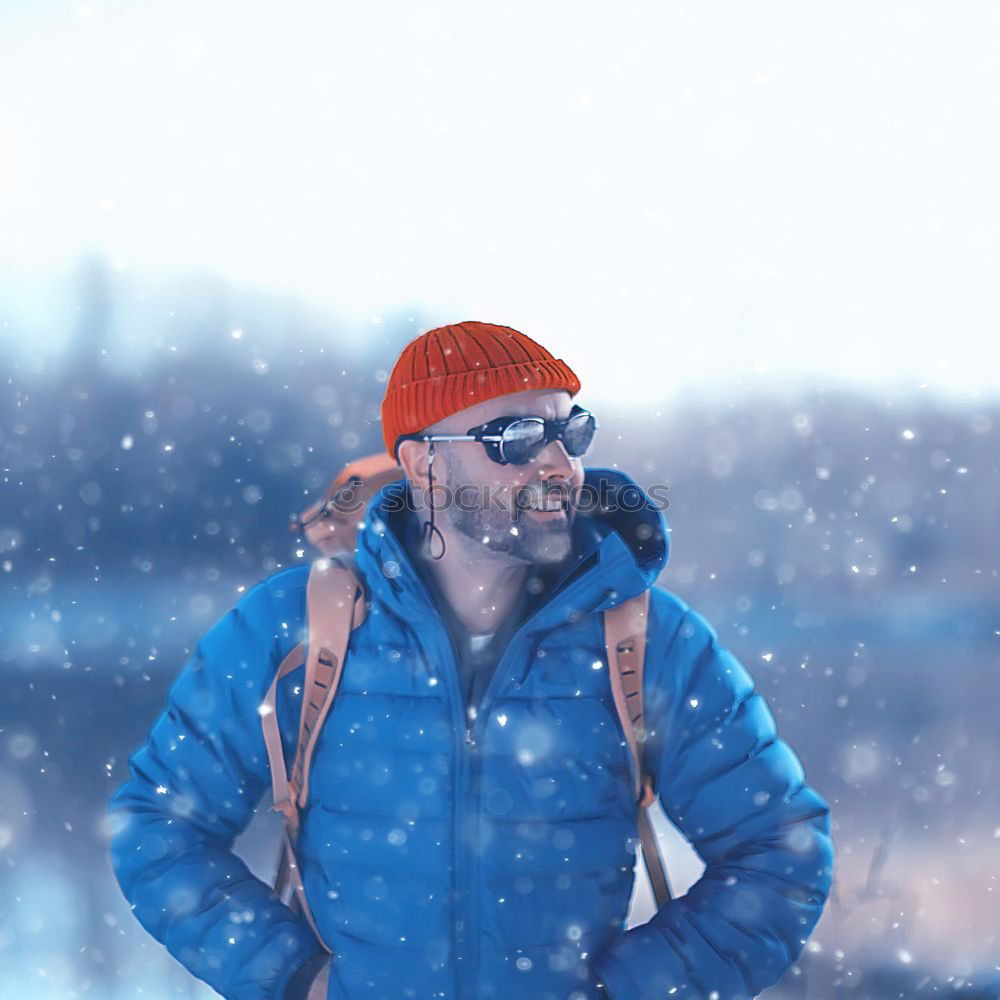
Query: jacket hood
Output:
[[353, 466, 669, 635]]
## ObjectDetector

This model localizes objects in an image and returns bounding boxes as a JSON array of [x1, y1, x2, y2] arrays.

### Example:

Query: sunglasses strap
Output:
[[422, 440, 447, 560]]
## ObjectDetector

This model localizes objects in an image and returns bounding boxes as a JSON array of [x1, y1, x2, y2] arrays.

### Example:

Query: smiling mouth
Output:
[[519, 486, 571, 514], [527, 498, 567, 512]]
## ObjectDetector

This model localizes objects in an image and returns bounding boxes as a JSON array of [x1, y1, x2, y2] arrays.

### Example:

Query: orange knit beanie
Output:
[[380, 321, 582, 459]]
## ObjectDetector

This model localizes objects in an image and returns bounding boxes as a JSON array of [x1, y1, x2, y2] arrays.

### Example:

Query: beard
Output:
[[440, 460, 574, 566], [451, 502, 573, 565]]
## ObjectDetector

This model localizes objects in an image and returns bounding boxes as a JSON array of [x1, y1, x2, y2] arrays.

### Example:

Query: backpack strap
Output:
[[261, 640, 308, 839], [260, 555, 366, 954], [604, 588, 673, 908], [290, 555, 367, 811]]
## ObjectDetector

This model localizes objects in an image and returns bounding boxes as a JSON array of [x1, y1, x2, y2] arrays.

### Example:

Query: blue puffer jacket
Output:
[[108, 468, 834, 1000]]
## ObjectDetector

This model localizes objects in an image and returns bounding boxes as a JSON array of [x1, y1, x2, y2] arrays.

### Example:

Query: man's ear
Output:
[[396, 439, 431, 483]]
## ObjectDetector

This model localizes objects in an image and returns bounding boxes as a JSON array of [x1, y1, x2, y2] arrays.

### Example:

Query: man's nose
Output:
[[533, 439, 576, 478]]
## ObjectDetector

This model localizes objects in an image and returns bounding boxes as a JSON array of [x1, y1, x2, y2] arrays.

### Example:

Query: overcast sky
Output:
[[2, 1, 998, 407]]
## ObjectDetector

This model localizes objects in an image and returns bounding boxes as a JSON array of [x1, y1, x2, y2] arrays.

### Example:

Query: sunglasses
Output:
[[396, 404, 599, 466]]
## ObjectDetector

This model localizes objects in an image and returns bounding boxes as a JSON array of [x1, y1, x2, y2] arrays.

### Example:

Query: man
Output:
[[108, 321, 834, 1000]]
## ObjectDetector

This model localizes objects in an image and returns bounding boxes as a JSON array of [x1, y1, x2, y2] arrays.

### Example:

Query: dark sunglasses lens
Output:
[[500, 419, 546, 464], [562, 411, 596, 456]]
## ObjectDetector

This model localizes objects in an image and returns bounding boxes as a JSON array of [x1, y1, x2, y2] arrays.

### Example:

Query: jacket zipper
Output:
[[376, 526, 624, 998], [462, 581, 617, 988], [462, 721, 478, 999], [428, 616, 474, 1000], [383, 568, 475, 999], [421, 618, 474, 999]]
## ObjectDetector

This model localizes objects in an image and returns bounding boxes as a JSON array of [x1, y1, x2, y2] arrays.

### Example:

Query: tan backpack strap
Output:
[[637, 798, 672, 908], [263, 641, 336, 951], [604, 589, 652, 804], [263, 641, 308, 839], [604, 589, 673, 907], [290, 557, 366, 810], [261, 557, 367, 954], [280, 825, 334, 953]]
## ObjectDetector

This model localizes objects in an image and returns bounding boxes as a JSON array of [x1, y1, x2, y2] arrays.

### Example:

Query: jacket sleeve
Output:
[[592, 601, 835, 1000], [107, 577, 326, 1000]]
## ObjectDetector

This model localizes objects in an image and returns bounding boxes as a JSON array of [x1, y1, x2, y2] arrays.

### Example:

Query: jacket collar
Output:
[[353, 466, 670, 637]]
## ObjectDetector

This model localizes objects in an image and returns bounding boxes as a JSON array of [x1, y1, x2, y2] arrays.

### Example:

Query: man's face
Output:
[[408, 389, 586, 566]]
